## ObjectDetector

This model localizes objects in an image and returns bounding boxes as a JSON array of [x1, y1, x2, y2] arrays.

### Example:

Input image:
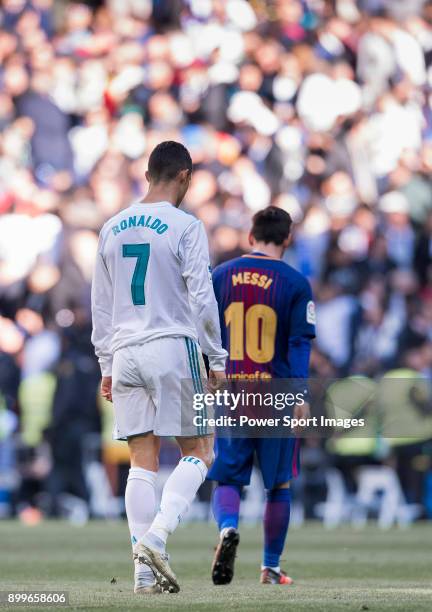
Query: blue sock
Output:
[[212, 484, 241, 531], [263, 488, 291, 568]]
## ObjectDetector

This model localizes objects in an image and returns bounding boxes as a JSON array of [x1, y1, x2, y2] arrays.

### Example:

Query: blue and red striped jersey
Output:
[[212, 252, 316, 379]]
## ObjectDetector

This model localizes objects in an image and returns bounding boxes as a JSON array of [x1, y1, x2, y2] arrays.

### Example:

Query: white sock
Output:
[[144, 456, 207, 546], [262, 565, 280, 573], [125, 467, 157, 549], [220, 527, 235, 539]]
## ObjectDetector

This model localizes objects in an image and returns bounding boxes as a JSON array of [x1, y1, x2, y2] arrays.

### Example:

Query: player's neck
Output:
[[141, 183, 179, 207], [251, 242, 284, 260]]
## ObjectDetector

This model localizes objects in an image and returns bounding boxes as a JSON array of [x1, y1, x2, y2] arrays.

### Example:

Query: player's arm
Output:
[[288, 278, 316, 419], [179, 220, 227, 380], [91, 230, 114, 399]]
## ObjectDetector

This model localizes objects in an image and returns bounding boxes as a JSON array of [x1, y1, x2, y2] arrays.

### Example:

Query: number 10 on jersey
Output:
[[225, 302, 277, 363]]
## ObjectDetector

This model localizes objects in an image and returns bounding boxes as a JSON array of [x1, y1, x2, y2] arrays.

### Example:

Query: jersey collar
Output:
[[242, 251, 279, 261]]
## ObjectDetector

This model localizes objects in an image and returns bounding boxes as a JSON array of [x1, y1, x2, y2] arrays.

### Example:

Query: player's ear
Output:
[[248, 232, 255, 247], [282, 235, 291, 249], [145, 170, 151, 183], [178, 169, 190, 184]]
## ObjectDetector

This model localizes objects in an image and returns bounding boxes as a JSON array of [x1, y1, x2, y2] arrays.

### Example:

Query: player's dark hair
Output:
[[147, 141, 192, 182], [251, 206, 292, 245]]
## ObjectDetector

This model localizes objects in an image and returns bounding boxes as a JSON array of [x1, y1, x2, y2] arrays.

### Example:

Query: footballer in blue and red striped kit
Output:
[[208, 206, 316, 586]]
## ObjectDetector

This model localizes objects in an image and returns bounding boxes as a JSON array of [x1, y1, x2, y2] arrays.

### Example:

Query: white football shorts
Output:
[[111, 336, 208, 439]]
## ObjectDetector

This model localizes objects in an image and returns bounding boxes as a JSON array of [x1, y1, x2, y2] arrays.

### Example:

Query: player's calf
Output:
[[262, 485, 292, 580]]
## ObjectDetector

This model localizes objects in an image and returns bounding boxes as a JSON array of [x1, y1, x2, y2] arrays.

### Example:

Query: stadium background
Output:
[[0, 0, 432, 528]]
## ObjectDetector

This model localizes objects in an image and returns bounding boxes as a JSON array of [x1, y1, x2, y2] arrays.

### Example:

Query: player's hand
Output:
[[208, 369, 225, 392], [101, 376, 113, 402], [293, 401, 310, 434]]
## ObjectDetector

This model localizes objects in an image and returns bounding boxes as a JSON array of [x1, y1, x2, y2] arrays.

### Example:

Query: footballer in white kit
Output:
[[91, 141, 227, 594], [92, 196, 225, 439]]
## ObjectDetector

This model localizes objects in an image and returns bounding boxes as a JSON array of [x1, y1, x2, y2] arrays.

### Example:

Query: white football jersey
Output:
[[91, 201, 227, 376]]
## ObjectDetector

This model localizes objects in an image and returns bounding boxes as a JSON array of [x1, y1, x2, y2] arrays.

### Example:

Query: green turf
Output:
[[0, 520, 431, 611]]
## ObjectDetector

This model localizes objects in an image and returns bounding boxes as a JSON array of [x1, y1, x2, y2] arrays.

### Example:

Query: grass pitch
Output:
[[0, 520, 431, 611]]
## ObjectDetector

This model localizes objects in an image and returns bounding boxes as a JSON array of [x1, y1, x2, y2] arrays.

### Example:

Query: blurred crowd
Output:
[[1, 0, 432, 520]]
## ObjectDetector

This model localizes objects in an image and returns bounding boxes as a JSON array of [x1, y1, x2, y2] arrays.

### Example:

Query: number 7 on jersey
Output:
[[122, 243, 150, 305]]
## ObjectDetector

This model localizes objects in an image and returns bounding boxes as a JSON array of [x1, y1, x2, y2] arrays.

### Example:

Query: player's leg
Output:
[[111, 347, 160, 594], [134, 337, 212, 592], [261, 481, 293, 584], [143, 434, 213, 547], [257, 438, 299, 585], [212, 483, 241, 533], [126, 433, 161, 593], [127, 433, 160, 544], [136, 434, 213, 592], [208, 437, 255, 585], [211, 484, 241, 585]]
